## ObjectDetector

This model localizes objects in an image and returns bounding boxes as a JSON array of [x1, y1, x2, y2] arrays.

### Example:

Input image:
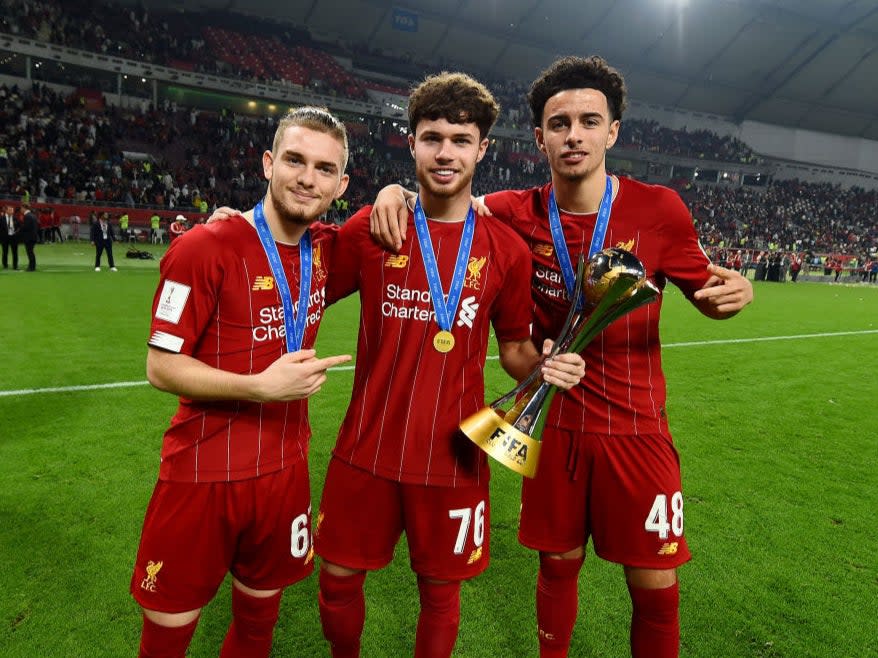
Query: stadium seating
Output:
[[0, 0, 874, 264]]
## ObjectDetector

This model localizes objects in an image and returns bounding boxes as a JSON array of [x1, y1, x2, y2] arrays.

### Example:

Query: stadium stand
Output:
[[0, 0, 875, 275]]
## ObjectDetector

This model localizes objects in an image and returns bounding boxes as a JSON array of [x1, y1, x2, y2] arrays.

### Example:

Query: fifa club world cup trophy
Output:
[[460, 247, 660, 477]]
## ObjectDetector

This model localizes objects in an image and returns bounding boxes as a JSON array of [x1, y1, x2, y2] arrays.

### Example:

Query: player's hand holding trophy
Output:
[[460, 247, 660, 477]]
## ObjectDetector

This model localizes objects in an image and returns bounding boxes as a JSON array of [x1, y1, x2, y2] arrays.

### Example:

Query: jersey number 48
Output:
[[644, 492, 684, 540]]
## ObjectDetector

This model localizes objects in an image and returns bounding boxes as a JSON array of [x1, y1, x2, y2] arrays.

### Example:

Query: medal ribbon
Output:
[[548, 175, 614, 304], [413, 197, 476, 332], [253, 200, 312, 352]]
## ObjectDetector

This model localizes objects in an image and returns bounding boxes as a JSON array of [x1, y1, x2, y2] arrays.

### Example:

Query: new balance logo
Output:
[[534, 243, 554, 257], [467, 546, 483, 564], [385, 254, 409, 268], [456, 296, 478, 328], [252, 276, 274, 291], [658, 542, 679, 555]]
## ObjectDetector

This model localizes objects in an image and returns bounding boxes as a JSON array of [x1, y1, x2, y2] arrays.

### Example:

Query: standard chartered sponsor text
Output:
[[534, 267, 567, 299], [252, 290, 324, 342], [382, 283, 437, 322]]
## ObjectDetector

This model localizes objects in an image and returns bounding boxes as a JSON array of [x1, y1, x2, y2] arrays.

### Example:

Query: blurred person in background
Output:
[[91, 211, 118, 271], [2, 204, 20, 270], [19, 202, 38, 271]]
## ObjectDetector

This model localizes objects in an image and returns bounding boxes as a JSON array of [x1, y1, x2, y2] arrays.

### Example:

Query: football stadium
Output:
[[1, 1, 876, 656]]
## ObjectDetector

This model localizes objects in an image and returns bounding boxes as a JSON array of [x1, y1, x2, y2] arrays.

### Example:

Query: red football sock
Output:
[[219, 587, 283, 658], [536, 554, 584, 658], [628, 582, 680, 658], [414, 578, 461, 658], [138, 614, 199, 658], [318, 569, 367, 658]]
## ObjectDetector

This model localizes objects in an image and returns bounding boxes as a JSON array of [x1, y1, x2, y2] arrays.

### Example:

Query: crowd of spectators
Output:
[[2, 0, 207, 71], [700, 247, 878, 284], [2, 80, 876, 264], [680, 179, 877, 256], [4, 0, 764, 164], [1, 82, 213, 210], [0, 82, 549, 219], [1, 0, 359, 97], [616, 118, 760, 164], [1, 1, 875, 266]]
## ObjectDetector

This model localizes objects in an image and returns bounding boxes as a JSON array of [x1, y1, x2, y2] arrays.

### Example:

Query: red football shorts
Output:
[[519, 428, 691, 569], [315, 457, 490, 581], [131, 460, 314, 613]]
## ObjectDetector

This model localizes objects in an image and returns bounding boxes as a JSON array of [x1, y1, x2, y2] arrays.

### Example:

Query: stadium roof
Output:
[[170, 0, 878, 140]]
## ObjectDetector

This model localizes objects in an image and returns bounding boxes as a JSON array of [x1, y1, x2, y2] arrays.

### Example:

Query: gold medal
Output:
[[433, 330, 455, 353]]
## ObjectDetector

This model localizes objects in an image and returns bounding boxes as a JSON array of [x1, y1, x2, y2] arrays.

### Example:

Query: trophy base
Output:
[[460, 407, 542, 478]]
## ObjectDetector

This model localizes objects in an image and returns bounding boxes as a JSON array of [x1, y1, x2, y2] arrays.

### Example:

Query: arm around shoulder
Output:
[[370, 184, 415, 251]]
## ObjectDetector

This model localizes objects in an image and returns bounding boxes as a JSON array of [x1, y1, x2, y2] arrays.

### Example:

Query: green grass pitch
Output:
[[1, 241, 876, 657]]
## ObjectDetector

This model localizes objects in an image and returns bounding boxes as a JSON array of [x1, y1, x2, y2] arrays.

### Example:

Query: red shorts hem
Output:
[[130, 585, 213, 614], [593, 548, 692, 570], [517, 530, 581, 555], [231, 562, 316, 591], [314, 549, 391, 573], [517, 534, 691, 570]]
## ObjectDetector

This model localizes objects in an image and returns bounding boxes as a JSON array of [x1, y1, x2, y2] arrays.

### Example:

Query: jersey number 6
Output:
[[290, 508, 311, 559]]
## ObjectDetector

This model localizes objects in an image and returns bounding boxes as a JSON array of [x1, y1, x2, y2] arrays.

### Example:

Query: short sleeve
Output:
[[484, 190, 519, 225], [147, 228, 222, 354], [325, 207, 370, 305], [489, 225, 534, 343], [656, 190, 711, 298]]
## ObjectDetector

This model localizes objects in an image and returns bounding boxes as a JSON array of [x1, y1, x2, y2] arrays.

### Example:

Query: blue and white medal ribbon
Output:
[[548, 175, 614, 307], [413, 197, 476, 353], [253, 199, 312, 352]]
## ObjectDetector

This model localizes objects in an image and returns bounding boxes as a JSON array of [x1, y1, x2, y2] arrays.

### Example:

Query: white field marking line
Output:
[[0, 380, 151, 397], [659, 328, 878, 348], [1, 329, 876, 398]]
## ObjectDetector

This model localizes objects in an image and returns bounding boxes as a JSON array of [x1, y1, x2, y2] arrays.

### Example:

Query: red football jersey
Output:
[[327, 207, 534, 487], [147, 215, 336, 482], [486, 177, 711, 436]]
